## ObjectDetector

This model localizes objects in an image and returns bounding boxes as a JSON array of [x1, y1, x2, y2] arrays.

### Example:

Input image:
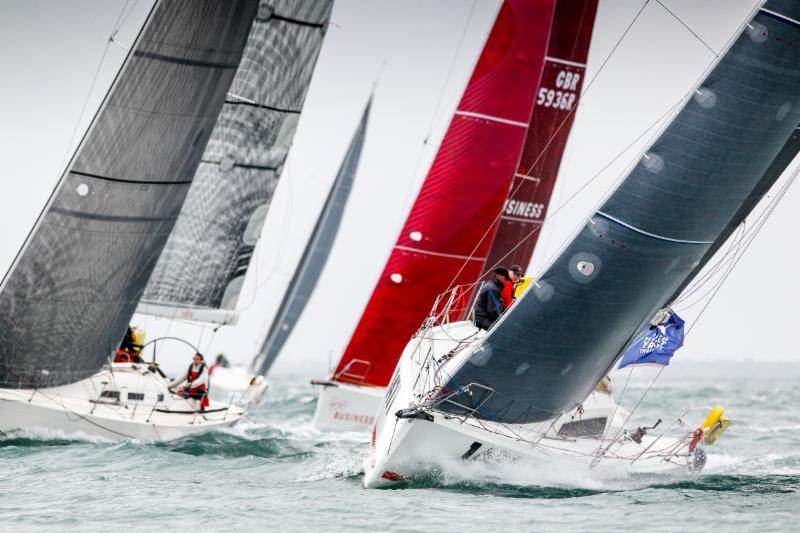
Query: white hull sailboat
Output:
[[365, 322, 711, 488], [0, 363, 254, 442], [311, 377, 384, 432]]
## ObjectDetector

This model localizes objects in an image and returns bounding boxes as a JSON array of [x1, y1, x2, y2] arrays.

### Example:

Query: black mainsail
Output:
[[139, 0, 334, 323], [252, 100, 370, 376], [442, 0, 800, 424], [0, 0, 258, 388]]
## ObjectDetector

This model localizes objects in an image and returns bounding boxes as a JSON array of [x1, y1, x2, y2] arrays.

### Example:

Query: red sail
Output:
[[482, 1, 599, 276], [333, 0, 557, 388]]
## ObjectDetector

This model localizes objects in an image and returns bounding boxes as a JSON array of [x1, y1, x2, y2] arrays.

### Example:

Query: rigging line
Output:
[[394, 0, 481, 225], [475, 0, 764, 287], [654, 0, 719, 57], [480, 96, 684, 281], [686, 162, 800, 335], [0, 1, 155, 293], [233, 3, 482, 318], [441, 0, 653, 294]]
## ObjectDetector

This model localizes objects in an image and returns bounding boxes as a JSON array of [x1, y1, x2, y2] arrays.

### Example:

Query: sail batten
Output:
[[442, 0, 800, 424], [0, 0, 259, 389], [141, 0, 334, 314]]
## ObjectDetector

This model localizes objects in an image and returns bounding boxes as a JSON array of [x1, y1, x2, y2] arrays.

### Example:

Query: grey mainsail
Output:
[[139, 0, 334, 323], [0, 0, 258, 389], [252, 100, 370, 376], [441, 0, 800, 424]]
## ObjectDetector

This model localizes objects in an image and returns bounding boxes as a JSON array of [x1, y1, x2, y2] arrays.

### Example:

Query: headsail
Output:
[[252, 100, 371, 376], [139, 0, 333, 323], [480, 0, 598, 275], [0, 0, 258, 388], [441, 0, 800, 423], [331, 0, 557, 388]]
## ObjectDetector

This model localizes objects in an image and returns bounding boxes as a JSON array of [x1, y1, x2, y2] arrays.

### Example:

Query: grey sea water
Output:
[[0, 361, 797, 532]]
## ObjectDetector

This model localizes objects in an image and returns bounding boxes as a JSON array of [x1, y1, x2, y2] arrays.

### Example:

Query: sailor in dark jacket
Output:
[[474, 267, 510, 330]]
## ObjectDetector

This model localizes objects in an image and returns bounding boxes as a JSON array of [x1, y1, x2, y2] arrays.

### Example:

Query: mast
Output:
[[139, 0, 334, 325], [0, 0, 258, 389], [441, 0, 800, 424], [331, 0, 557, 388], [251, 100, 371, 376]]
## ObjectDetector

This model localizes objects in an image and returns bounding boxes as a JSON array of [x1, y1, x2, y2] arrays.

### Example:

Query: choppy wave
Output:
[[1, 366, 799, 531]]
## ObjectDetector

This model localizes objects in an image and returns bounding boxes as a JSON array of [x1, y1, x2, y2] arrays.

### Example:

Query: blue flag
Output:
[[618, 311, 685, 369]]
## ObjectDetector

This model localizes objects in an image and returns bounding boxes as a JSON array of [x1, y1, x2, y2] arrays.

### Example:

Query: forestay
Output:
[[0, 0, 258, 388], [442, 0, 800, 423], [140, 0, 333, 321], [252, 101, 371, 376]]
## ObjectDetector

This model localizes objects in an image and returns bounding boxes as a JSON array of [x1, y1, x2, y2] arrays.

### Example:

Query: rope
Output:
[[441, 0, 654, 295]]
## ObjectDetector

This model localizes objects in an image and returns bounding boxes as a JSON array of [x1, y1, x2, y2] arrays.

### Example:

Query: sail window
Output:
[[570, 253, 601, 283], [533, 280, 554, 302], [694, 88, 717, 109], [776, 102, 792, 121], [76, 183, 89, 196], [514, 362, 530, 375], [220, 156, 235, 172], [557, 417, 607, 438], [390, 273, 403, 284], [747, 22, 768, 43], [642, 152, 664, 173], [409, 231, 422, 242], [576, 261, 594, 276]]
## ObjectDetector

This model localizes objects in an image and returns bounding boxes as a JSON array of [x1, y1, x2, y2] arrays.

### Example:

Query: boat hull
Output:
[[364, 321, 695, 488], [312, 380, 385, 432], [0, 364, 246, 442]]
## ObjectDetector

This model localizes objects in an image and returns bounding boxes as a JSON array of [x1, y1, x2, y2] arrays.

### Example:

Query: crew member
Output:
[[474, 268, 509, 330], [209, 353, 230, 376], [114, 327, 145, 364], [510, 264, 533, 299], [170, 353, 210, 410]]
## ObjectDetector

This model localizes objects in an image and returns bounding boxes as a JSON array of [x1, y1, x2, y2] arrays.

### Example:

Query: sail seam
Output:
[[759, 8, 800, 28], [595, 211, 714, 244], [454, 111, 528, 128], [545, 56, 587, 68], [70, 170, 192, 186], [395, 245, 486, 261], [500, 215, 542, 224], [133, 51, 239, 69]]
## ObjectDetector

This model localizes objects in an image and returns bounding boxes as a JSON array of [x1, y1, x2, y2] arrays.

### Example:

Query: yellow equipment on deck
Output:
[[699, 404, 732, 445]]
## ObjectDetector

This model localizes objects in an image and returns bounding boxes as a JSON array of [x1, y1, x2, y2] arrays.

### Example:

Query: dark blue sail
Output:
[[441, 0, 800, 424]]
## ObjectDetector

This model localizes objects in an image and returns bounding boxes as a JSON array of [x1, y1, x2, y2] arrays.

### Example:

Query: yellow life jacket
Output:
[[514, 277, 533, 299]]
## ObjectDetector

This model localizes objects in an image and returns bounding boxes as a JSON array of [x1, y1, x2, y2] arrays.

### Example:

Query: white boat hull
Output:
[[364, 321, 699, 488], [312, 380, 385, 432], [0, 364, 246, 442]]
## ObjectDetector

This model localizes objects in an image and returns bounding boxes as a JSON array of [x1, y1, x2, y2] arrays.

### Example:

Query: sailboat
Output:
[[0, 0, 259, 440], [312, 0, 598, 432], [135, 0, 333, 395], [252, 101, 371, 379], [365, 0, 800, 487]]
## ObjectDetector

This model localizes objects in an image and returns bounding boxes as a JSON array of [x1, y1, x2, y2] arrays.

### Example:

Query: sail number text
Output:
[[536, 69, 581, 111]]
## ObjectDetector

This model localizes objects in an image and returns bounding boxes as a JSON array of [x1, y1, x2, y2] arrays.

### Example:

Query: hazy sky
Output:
[[0, 0, 796, 377]]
